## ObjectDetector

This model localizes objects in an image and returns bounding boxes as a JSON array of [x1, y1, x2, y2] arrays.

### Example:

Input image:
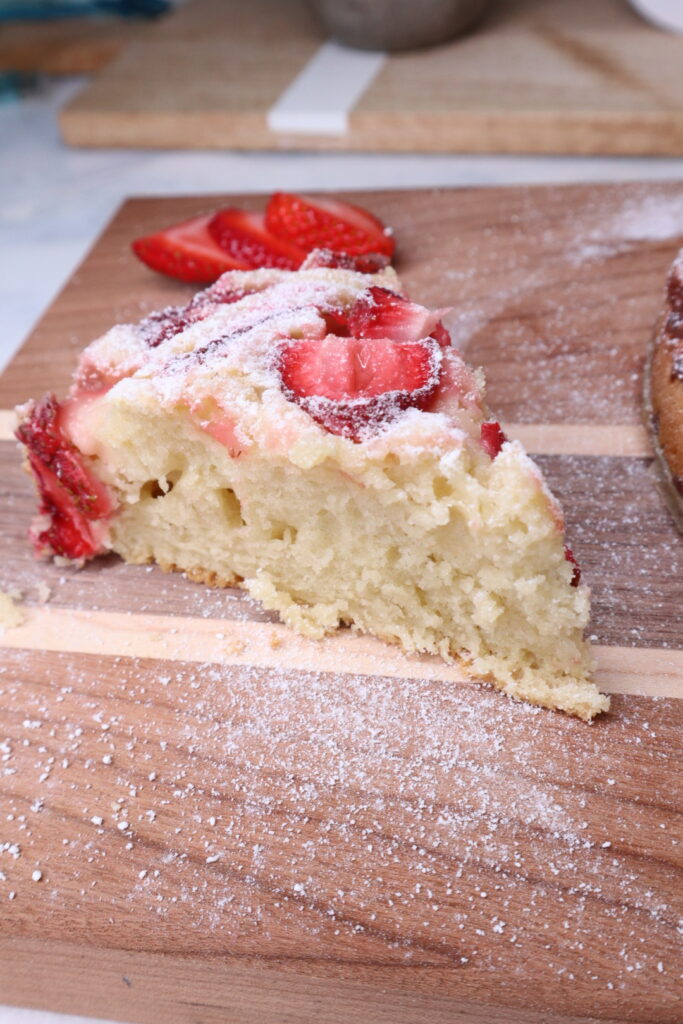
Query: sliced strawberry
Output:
[[430, 321, 452, 348], [347, 286, 445, 343], [26, 452, 100, 559], [279, 334, 441, 442], [40, 512, 95, 560], [265, 193, 395, 260], [137, 274, 253, 348], [17, 395, 111, 520], [16, 395, 113, 559], [320, 305, 352, 337], [132, 214, 249, 284], [209, 209, 305, 271], [564, 545, 581, 587], [139, 304, 205, 348], [480, 420, 508, 460], [301, 248, 390, 274], [320, 287, 449, 346]]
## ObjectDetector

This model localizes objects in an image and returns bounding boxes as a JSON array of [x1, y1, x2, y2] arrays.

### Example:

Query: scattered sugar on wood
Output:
[[613, 193, 683, 244], [0, 643, 680, 1003], [438, 183, 683, 427]]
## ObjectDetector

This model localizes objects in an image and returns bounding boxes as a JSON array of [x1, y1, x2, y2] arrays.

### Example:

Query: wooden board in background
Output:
[[60, 0, 683, 154], [0, 182, 682, 1023], [0, 17, 147, 74]]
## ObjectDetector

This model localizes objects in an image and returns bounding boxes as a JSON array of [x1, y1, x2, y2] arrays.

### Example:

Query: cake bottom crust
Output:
[[134, 557, 606, 723], [159, 561, 243, 589]]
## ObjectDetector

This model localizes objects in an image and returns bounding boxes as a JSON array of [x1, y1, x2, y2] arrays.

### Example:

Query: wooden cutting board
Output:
[[0, 18, 146, 75], [59, 0, 683, 154], [0, 182, 682, 1024]]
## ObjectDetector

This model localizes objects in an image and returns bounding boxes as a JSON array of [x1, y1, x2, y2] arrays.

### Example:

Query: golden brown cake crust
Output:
[[158, 561, 243, 589], [121, 554, 243, 589], [154, 563, 604, 720], [645, 251, 683, 531]]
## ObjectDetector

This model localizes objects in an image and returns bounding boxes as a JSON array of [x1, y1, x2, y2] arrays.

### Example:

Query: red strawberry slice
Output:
[[209, 209, 305, 271], [138, 280, 249, 349], [480, 420, 508, 460], [265, 193, 395, 259], [139, 304, 204, 348], [26, 452, 101, 559], [17, 395, 110, 517], [347, 286, 445, 343], [132, 214, 249, 284], [279, 334, 441, 442], [564, 545, 581, 587], [301, 248, 390, 274], [40, 512, 95, 560], [430, 321, 452, 348], [16, 395, 113, 559]]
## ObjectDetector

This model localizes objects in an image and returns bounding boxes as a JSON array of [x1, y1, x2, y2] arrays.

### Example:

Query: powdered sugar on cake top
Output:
[[67, 262, 490, 465], [17, 258, 575, 580]]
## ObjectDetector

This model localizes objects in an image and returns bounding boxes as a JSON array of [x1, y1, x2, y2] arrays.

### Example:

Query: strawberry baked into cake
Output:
[[15, 197, 608, 721]]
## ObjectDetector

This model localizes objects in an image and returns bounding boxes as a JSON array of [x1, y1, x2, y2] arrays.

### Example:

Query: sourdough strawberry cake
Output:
[[15, 251, 608, 720], [645, 247, 683, 531]]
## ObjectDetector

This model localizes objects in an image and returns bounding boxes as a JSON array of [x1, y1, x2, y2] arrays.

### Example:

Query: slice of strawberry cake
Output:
[[15, 251, 608, 720]]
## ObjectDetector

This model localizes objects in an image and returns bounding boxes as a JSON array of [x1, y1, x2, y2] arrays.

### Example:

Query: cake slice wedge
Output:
[[15, 254, 608, 720]]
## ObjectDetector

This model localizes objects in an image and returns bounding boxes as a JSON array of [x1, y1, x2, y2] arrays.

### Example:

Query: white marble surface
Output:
[[0, 1011, 119, 1024], [2, 74, 683, 1024]]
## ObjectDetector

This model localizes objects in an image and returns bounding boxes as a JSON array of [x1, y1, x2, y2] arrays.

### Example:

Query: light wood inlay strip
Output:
[[504, 423, 652, 457], [0, 409, 16, 440], [0, 411, 652, 457], [1, 607, 679, 699]]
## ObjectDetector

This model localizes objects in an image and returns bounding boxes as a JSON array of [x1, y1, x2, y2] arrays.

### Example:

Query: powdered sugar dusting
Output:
[[0, 646, 680, 1007], [430, 187, 683, 404], [537, 454, 683, 650], [615, 193, 683, 243]]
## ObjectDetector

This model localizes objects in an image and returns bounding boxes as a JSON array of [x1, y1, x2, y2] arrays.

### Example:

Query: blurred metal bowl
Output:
[[308, 0, 495, 52], [628, 0, 683, 33]]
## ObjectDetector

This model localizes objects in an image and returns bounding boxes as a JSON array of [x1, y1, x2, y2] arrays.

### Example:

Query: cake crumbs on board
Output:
[[0, 590, 24, 632]]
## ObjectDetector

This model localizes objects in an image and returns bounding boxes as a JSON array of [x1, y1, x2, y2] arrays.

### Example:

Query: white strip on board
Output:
[[2, 606, 681, 700], [0, 410, 15, 439], [267, 41, 386, 136]]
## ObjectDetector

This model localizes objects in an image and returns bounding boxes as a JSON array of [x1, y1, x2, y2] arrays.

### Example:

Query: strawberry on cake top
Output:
[[16, 251, 608, 720]]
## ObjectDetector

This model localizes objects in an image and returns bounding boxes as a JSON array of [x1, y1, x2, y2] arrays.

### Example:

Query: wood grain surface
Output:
[[0, 182, 682, 1023], [59, 0, 683, 154], [0, 17, 145, 75]]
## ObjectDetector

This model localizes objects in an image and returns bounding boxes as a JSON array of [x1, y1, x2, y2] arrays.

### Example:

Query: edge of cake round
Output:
[[645, 249, 683, 533], [15, 257, 609, 721]]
